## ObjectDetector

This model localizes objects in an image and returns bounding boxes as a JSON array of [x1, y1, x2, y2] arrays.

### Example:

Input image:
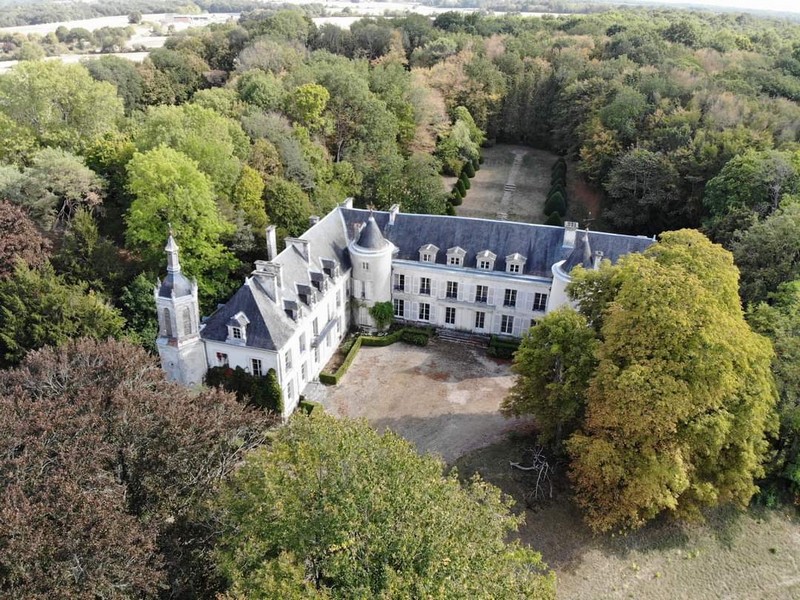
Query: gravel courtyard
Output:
[[319, 339, 534, 463]]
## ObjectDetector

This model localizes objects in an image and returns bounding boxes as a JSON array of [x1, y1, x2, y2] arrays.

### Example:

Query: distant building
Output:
[[155, 200, 654, 417]]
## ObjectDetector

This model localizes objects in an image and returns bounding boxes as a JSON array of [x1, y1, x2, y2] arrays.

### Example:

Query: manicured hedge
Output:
[[463, 161, 475, 178], [319, 327, 434, 385], [544, 211, 564, 226], [487, 335, 521, 359], [297, 399, 323, 415]]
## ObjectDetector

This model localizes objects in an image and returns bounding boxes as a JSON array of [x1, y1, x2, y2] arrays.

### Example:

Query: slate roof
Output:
[[158, 272, 193, 298], [201, 208, 351, 350], [562, 230, 594, 272], [200, 206, 654, 352], [355, 215, 389, 250], [340, 208, 654, 278]]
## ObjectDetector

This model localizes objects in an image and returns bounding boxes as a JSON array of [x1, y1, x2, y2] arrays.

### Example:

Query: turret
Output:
[[154, 231, 208, 386], [348, 214, 395, 329]]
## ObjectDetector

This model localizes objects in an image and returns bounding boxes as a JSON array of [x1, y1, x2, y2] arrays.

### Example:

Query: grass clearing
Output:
[[455, 435, 800, 600]]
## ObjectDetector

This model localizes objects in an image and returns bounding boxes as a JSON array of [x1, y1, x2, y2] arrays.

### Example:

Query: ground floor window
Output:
[[251, 358, 263, 377], [419, 303, 430, 321], [287, 380, 294, 401], [216, 352, 228, 366], [500, 315, 514, 335], [393, 298, 405, 318], [475, 311, 485, 329], [445, 307, 456, 325], [301, 362, 307, 382]]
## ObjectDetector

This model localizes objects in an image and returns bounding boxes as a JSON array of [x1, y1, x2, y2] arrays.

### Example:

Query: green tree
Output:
[[134, 104, 249, 196], [125, 146, 238, 304], [2, 147, 105, 232], [0, 262, 124, 367], [285, 83, 330, 131], [502, 309, 599, 451], [567, 231, 778, 532], [263, 176, 313, 237], [732, 202, 800, 306], [231, 164, 267, 231], [84, 55, 145, 114], [748, 281, 800, 500], [0, 61, 123, 151], [215, 413, 555, 599], [236, 69, 285, 111], [119, 272, 158, 351]]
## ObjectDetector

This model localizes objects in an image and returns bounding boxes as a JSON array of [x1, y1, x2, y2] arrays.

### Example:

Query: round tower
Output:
[[547, 229, 593, 313], [154, 232, 208, 386], [348, 214, 394, 329]]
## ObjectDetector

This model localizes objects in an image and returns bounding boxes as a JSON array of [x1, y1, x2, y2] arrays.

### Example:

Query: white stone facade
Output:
[[156, 202, 654, 417]]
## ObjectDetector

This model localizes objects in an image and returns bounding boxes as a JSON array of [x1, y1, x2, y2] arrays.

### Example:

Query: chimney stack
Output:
[[563, 221, 578, 248], [266, 225, 277, 261], [285, 237, 310, 262], [251, 260, 283, 303], [389, 204, 400, 226], [593, 250, 604, 270]]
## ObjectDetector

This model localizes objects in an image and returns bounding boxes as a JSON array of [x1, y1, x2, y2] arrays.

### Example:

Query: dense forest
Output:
[[2, 4, 800, 597]]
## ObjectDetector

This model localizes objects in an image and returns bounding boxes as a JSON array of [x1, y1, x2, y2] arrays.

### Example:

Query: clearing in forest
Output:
[[456, 144, 558, 223]]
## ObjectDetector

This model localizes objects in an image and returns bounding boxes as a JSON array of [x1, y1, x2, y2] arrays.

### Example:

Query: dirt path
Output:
[[457, 144, 558, 223], [319, 339, 533, 463]]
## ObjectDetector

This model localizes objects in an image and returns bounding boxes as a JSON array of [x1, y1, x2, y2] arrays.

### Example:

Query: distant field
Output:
[[455, 436, 800, 600]]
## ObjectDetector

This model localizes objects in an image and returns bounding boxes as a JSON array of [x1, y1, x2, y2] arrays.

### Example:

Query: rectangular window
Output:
[[336, 290, 342, 308], [508, 263, 521, 273], [501, 315, 514, 334], [287, 381, 294, 401], [313, 318, 319, 336], [394, 273, 405, 291], [361, 261, 369, 270], [532, 292, 548, 312], [475, 312, 485, 329], [449, 256, 460, 266], [446, 281, 458, 299], [251, 358, 263, 377], [393, 298, 404, 317], [445, 307, 456, 325], [232, 327, 242, 339], [419, 277, 431, 295], [479, 260, 491, 270], [216, 352, 229, 366], [314, 346, 320, 364], [475, 285, 488, 303], [504, 289, 517, 307], [422, 253, 432, 262], [301, 362, 308, 381], [419, 303, 430, 321], [285, 349, 292, 371], [530, 319, 537, 330], [299, 334, 306, 353]]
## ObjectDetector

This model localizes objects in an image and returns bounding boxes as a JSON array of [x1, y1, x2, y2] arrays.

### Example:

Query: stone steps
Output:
[[435, 329, 490, 349]]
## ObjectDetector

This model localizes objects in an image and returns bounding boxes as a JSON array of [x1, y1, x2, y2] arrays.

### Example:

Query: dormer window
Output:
[[227, 312, 250, 344], [446, 246, 466, 267], [505, 253, 526, 274], [419, 244, 439, 263], [476, 250, 496, 271]]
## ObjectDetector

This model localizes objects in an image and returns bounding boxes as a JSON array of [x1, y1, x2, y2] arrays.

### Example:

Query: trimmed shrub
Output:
[[451, 184, 463, 198], [205, 366, 284, 414], [450, 193, 462, 206], [544, 211, 564, 226], [547, 183, 566, 200], [463, 161, 475, 178], [298, 399, 323, 415], [460, 174, 471, 190], [456, 179, 466, 196], [473, 158, 480, 171], [544, 191, 566, 216], [478, 154, 484, 164], [446, 202, 457, 215], [488, 335, 521, 359], [369, 301, 394, 331], [401, 331, 429, 346]]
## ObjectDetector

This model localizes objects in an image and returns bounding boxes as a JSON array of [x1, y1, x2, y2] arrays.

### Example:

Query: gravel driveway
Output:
[[319, 339, 533, 463]]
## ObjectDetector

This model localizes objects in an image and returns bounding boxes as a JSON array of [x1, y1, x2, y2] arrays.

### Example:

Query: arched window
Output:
[[182, 307, 192, 336], [163, 308, 173, 337]]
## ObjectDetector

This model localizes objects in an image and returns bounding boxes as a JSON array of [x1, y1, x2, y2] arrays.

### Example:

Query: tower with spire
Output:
[[154, 230, 207, 386]]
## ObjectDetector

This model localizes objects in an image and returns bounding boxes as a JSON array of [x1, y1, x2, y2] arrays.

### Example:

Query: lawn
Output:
[[455, 435, 800, 600]]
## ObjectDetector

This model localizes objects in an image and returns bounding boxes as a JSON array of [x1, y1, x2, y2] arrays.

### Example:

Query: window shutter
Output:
[[430, 279, 438, 298], [487, 287, 495, 306]]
